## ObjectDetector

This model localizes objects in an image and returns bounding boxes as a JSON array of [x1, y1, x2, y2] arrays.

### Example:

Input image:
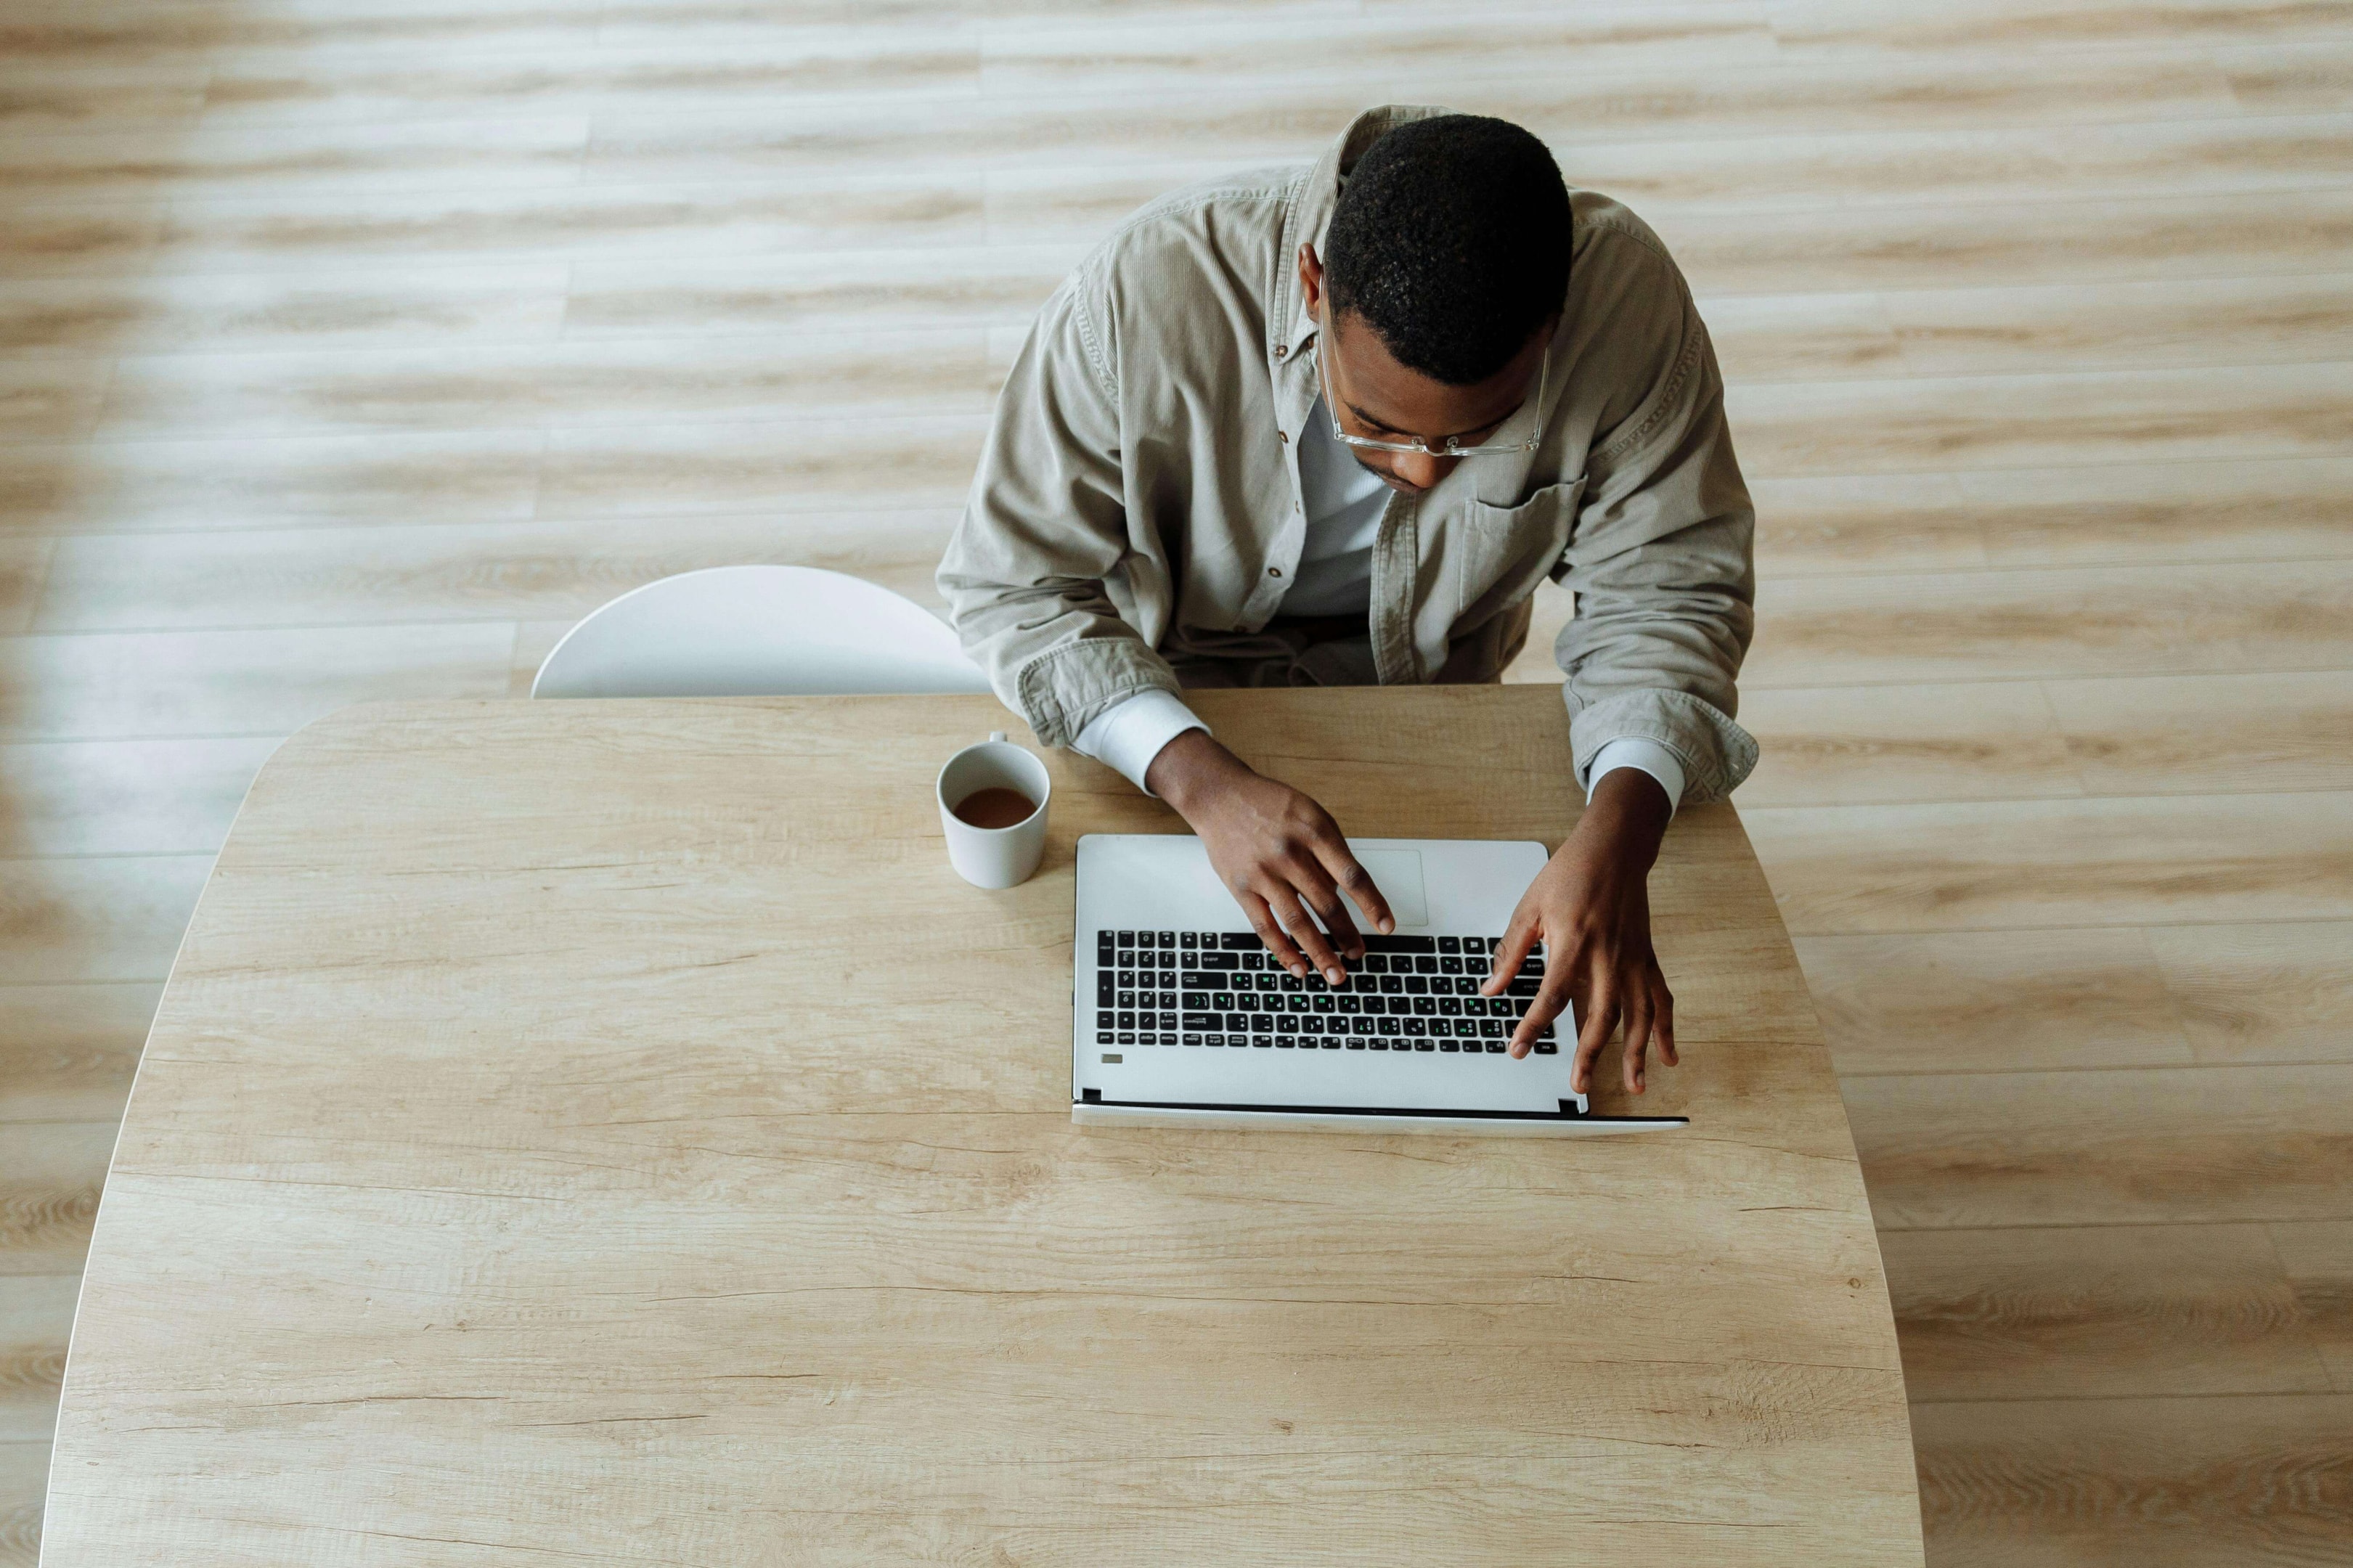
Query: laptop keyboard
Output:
[[1090, 930, 1557, 1055]]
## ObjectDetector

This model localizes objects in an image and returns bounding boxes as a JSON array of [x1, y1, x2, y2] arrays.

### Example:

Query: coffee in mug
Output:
[[950, 786, 1037, 830], [936, 732, 1053, 889]]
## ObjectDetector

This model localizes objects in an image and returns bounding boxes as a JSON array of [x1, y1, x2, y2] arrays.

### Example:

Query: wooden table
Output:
[[44, 687, 1924, 1565]]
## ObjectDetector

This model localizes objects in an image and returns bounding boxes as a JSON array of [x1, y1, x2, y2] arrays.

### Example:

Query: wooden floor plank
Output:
[[1753, 458, 2353, 578], [2268, 1221, 2353, 1392], [0, 1275, 74, 1443], [1748, 560, 2353, 688], [1739, 680, 2081, 807], [562, 244, 1075, 340], [0, 114, 592, 203], [0, 1122, 113, 1277], [31, 513, 958, 635], [0, 739, 275, 856], [2147, 921, 2353, 1066], [0, 428, 545, 534], [2045, 670, 2353, 797], [0, 1441, 41, 1568], [1713, 271, 2353, 384], [1732, 359, 2353, 479], [1911, 1392, 2353, 1568], [1772, 0, 2353, 56], [0, 264, 571, 356], [0, 623, 514, 740], [1883, 1223, 2334, 1400], [1794, 928, 2195, 1076], [1745, 792, 2353, 935], [1845, 1063, 2353, 1228], [0, 857, 211, 985], [0, 543, 49, 638], [0, 984, 155, 1124], [1742, 671, 2353, 806], [86, 327, 995, 441]]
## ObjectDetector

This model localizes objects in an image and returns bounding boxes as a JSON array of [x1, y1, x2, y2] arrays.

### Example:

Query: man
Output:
[[939, 106, 1755, 1098]]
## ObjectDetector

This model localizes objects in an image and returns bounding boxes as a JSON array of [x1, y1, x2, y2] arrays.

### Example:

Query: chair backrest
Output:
[[531, 565, 994, 699]]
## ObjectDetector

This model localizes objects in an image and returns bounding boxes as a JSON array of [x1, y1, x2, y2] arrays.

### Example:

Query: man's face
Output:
[[1300, 243, 1551, 497]]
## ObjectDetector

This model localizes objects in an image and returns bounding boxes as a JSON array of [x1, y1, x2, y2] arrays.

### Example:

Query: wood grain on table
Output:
[[38, 687, 1922, 1567]]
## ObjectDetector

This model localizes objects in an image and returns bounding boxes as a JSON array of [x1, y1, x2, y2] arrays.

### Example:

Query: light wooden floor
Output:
[[3, 1, 2349, 1562]]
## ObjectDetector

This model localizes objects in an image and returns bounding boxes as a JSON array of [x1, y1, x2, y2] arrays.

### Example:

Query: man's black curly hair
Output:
[[1323, 114, 1571, 386]]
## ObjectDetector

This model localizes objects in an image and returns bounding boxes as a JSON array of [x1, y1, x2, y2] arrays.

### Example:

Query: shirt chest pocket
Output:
[[1454, 474, 1588, 621]]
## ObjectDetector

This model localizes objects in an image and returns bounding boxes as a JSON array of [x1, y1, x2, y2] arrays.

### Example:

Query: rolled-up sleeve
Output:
[[936, 275, 1182, 748], [1552, 253, 1758, 805]]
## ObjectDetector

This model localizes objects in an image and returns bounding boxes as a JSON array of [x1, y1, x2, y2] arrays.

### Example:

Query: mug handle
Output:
[[990, 731, 1007, 743]]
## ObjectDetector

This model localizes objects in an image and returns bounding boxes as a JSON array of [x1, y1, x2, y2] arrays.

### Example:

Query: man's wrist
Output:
[[1575, 766, 1672, 862], [1143, 728, 1240, 814]]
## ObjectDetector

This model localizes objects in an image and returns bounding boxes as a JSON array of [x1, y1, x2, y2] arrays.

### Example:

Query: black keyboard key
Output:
[[1378, 974, 1403, 994], [1117, 1032, 1135, 1045], [1412, 997, 1437, 1016], [1181, 1012, 1219, 1030], [1533, 1040, 1558, 1055], [1220, 933, 1258, 950], [1439, 1039, 1458, 1052], [1181, 1034, 1201, 1047], [1438, 936, 1461, 955], [1403, 1018, 1427, 1037], [1097, 1010, 1114, 1028], [1117, 931, 1135, 947], [1252, 1034, 1273, 1048], [1345, 1038, 1365, 1050], [1438, 997, 1462, 1016], [1415, 956, 1439, 974], [1321, 1037, 1341, 1049], [1096, 975, 1114, 1005], [1361, 934, 1437, 953], [1204, 1034, 1224, 1047], [1507, 978, 1541, 997], [1369, 1038, 1390, 1050], [1197, 952, 1239, 971], [1415, 1040, 1436, 1052], [1479, 1018, 1505, 1037], [1275, 1036, 1294, 1048]]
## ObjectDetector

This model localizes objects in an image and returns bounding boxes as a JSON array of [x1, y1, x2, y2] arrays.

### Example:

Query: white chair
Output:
[[531, 565, 993, 699]]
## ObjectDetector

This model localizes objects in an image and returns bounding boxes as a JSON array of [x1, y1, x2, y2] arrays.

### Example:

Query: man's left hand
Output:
[[1482, 767, 1678, 1093]]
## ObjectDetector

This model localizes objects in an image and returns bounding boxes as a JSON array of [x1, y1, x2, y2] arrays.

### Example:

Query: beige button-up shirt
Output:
[[937, 103, 1758, 802]]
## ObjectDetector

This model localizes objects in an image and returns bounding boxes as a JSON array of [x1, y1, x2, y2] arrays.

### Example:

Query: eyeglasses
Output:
[[1314, 300, 1550, 458]]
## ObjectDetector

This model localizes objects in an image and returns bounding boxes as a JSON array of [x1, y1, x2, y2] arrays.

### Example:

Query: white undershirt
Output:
[[1071, 392, 1686, 813]]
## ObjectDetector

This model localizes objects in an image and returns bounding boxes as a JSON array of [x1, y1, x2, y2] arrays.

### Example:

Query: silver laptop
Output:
[[1071, 834, 1687, 1135]]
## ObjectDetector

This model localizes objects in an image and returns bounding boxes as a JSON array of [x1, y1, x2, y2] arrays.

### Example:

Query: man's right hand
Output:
[[1145, 730, 1392, 984]]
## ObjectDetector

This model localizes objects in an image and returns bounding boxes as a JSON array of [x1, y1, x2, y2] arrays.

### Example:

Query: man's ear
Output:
[[1297, 242, 1323, 313]]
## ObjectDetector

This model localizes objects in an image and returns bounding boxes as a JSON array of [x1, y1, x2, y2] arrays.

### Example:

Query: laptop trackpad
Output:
[[1349, 847, 1430, 928]]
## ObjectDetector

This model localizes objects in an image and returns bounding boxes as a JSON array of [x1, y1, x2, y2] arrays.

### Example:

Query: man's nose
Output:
[[1387, 450, 1457, 491]]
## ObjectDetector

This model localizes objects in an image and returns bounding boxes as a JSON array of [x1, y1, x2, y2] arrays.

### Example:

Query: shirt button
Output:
[[1274, 345, 1289, 359], [1278, 430, 1288, 444], [1268, 566, 1283, 579]]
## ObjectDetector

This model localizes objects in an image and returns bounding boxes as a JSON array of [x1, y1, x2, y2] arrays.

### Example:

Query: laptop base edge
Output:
[[1072, 1103, 1687, 1137]]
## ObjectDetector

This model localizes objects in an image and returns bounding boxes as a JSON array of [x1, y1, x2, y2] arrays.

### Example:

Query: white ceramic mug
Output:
[[936, 732, 1052, 889]]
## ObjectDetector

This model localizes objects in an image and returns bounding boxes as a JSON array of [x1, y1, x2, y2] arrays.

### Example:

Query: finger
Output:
[[1653, 974, 1679, 1067], [1620, 983, 1654, 1095], [1285, 857, 1363, 968], [1569, 971, 1619, 1090], [1314, 840, 1393, 941], [1509, 961, 1578, 1061], [1238, 891, 1305, 976], [1267, 886, 1344, 983], [1484, 906, 1541, 996]]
